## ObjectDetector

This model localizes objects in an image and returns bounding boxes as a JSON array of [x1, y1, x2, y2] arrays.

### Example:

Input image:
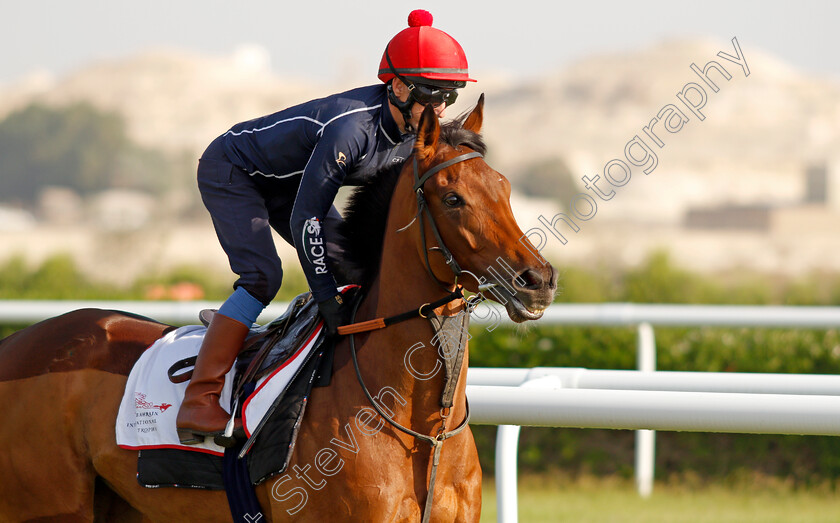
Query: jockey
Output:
[[176, 9, 476, 444]]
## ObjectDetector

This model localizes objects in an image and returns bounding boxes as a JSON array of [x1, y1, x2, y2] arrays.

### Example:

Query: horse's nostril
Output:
[[515, 269, 543, 291], [548, 265, 558, 290]]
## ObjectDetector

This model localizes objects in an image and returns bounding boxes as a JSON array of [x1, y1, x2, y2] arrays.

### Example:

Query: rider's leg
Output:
[[175, 309, 251, 443], [177, 144, 282, 444]]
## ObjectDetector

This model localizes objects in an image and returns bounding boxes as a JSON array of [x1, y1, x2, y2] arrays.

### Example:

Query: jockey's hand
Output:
[[317, 294, 349, 336]]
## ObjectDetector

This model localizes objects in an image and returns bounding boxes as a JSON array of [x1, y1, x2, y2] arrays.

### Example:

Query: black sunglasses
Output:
[[408, 82, 458, 107]]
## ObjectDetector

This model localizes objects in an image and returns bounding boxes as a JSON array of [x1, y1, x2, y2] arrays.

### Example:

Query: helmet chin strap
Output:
[[384, 44, 418, 133], [387, 83, 416, 133]]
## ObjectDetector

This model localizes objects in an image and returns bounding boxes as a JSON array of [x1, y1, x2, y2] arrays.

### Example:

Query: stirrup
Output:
[[213, 427, 246, 448], [177, 415, 244, 448], [176, 427, 222, 445], [213, 413, 242, 448]]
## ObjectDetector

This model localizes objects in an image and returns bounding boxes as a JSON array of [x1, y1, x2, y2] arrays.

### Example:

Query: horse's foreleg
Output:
[[449, 430, 483, 523]]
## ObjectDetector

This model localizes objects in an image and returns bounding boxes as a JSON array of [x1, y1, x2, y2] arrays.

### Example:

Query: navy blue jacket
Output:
[[220, 84, 415, 302]]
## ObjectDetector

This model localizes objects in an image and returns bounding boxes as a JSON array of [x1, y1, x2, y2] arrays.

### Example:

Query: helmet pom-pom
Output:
[[408, 9, 433, 27]]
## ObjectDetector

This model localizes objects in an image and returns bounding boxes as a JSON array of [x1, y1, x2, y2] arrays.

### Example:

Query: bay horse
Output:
[[0, 97, 556, 522]]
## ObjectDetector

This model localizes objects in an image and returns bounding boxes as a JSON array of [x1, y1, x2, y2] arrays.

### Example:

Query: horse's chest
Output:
[[267, 426, 428, 518]]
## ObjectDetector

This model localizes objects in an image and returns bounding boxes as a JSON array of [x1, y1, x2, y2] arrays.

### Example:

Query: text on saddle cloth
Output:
[[129, 338, 330, 490], [116, 293, 327, 456]]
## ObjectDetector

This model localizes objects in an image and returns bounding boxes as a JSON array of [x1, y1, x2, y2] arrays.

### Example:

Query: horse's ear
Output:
[[462, 93, 484, 134], [415, 104, 440, 161]]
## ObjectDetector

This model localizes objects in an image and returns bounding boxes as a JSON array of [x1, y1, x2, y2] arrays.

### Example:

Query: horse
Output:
[[0, 97, 557, 522]]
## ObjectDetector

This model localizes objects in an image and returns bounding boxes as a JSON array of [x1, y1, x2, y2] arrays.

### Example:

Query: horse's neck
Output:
[[349, 228, 468, 431]]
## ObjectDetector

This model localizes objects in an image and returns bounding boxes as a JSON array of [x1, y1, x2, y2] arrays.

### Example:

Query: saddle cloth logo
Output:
[[116, 324, 323, 455], [134, 392, 172, 412]]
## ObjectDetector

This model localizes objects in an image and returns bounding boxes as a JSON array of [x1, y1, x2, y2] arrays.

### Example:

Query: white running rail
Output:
[[4, 301, 840, 522]]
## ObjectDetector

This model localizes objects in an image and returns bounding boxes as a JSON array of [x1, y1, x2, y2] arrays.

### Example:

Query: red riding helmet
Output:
[[378, 9, 476, 88]]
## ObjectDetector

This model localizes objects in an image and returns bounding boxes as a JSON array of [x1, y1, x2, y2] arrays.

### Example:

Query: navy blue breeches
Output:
[[197, 136, 342, 305]]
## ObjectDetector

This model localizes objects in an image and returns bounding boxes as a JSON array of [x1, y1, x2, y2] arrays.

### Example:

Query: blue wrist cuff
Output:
[[218, 287, 265, 327]]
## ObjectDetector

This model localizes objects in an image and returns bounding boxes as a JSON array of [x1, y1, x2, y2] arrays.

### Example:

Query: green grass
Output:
[[479, 475, 840, 522]]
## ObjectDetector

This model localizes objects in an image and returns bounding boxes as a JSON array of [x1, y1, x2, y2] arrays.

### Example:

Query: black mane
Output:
[[327, 115, 487, 288]]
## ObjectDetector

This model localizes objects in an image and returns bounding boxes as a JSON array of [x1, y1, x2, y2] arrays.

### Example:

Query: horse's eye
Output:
[[443, 193, 463, 207]]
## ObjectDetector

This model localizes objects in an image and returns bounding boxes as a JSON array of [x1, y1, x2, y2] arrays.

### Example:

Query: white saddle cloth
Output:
[[116, 322, 323, 455]]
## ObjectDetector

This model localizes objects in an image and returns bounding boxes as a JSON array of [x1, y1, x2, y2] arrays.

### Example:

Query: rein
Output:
[[348, 296, 470, 523], [336, 288, 463, 336], [336, 150, 484, 336], [345, 150, 482, 523]]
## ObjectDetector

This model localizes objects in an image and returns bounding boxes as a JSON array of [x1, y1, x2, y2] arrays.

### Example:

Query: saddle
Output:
[[167, 290, 342, 449], [170, 291, 318, 385], [133, 290, 356, 492]]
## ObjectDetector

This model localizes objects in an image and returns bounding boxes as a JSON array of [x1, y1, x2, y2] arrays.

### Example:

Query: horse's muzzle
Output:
[[489, 265, 557, 323]]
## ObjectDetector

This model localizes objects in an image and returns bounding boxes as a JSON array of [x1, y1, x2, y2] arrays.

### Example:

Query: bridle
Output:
[[411, 151, 482, 288], [336, 148, 486, 338], [347, 150, 483, 523]]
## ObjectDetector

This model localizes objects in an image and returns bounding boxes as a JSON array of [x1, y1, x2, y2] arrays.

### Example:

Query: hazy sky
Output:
[[2, 0, 838, 85]]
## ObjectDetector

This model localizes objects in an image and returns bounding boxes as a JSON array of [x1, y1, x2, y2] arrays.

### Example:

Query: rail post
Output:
[[494, 375, 563, 522], [495, 424, 521, 523], [635, 322, 656, 497]]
